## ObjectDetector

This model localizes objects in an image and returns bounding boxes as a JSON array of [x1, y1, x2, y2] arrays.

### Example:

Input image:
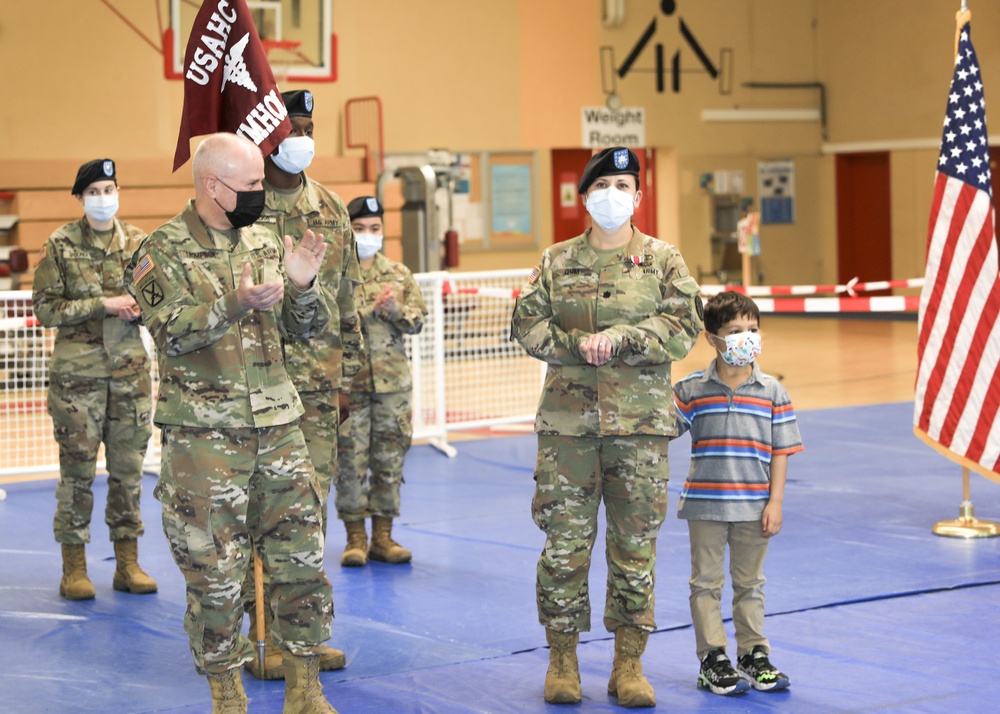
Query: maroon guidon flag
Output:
[[172, 0, 290, 171], [914, 16, 1000, 481]]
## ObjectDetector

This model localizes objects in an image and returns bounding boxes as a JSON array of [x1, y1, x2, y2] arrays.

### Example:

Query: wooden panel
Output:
[[307, 156, 366, 184], [118, 189, 192, 218], [327, 183, 376, 204], [12, 191, 79, 221], [12, 221, 64, 251], [16, 188, 193, 221], [381, 182, 404, 210], [0, 156, 366, 191], [382, 211, 402, 239]]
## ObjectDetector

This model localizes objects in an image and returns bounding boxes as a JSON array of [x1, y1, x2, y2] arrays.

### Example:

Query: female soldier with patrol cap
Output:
[[32, 159, 157, 601], [512, 146, 703, 707]]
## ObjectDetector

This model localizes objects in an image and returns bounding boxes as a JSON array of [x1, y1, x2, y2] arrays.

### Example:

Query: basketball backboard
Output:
[[165, 0, 335, 82]]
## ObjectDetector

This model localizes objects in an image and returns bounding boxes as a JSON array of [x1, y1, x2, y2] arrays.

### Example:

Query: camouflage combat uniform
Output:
[[511, 226, 703, 634], [257, 176, 364, 528], [336, 253, 426, 520], [130, 201, 333, 676], [32, 216, 152, 545]]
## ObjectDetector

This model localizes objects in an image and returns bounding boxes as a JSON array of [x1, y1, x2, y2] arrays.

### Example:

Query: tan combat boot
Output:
[[244, 601, 284, 680], [368, 516, 411, 564], [59, 543, 96, 600], [607, 626, 656, 708], [207, 667, 248, 714], [319, 644, 347, 671], [282, 653, 339, 714], [340, 520, 368, 567], [544, 629, 582, 704], [112, 538, 158, 594]]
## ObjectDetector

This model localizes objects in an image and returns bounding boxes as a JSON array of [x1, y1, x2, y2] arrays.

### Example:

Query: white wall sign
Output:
[[581, 107, 646, 148]]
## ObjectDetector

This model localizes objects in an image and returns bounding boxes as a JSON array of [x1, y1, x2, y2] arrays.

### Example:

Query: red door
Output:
[[835, 153, 892, 291], [550, 148, 657, 243]]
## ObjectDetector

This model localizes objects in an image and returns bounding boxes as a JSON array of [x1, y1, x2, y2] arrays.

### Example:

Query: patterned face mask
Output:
[[718, 330, 762, 367]]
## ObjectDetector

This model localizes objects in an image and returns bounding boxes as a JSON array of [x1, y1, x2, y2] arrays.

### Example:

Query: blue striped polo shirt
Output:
[[672, 360, 804, 522]]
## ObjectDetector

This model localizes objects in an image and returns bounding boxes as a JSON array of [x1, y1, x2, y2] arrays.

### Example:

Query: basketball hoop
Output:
[[262, 39, 302, 86]]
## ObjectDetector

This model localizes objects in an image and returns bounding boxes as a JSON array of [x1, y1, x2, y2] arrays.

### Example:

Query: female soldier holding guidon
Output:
[[512, 146, 703, 707]]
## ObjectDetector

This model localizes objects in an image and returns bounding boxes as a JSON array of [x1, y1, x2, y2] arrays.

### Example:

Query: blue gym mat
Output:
[[2, 401, 999, 713]]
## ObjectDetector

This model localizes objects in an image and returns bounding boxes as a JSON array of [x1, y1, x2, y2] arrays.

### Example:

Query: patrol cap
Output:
[[72, 158, 117, 195], [281, 90, 314, 118], [577, 147, 640, 194], [348, 196, 384, 220]]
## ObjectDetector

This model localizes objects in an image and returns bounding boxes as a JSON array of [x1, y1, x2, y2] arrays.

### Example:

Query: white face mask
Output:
[[718, 331, 762, 367], [270, 135, 315, 175], [355, 232, 383, 259], [84, 194, 118, 223], [585, 187, 635, 232]]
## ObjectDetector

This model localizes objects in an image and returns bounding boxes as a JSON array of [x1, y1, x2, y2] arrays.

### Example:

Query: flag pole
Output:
[[932, 467, 1000, 537], [955, 2, 971, 57], [254, 547, 266, 672]]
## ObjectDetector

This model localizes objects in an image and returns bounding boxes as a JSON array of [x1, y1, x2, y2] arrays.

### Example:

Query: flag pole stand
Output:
[[932, 468, 1000, 538]]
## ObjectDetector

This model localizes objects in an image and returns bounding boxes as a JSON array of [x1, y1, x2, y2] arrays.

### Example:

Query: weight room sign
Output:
[[581, 107, 646, 148]]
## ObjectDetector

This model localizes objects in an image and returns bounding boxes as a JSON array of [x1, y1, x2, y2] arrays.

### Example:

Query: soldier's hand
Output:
[[338, 391, 351, 424], [117, 303, 142, 323], [579, 332, 614, 366], [373, 284, 396, 316], [237, 263, 283, 311], [284, 230, 328, 290], [104, 294, 138, 316]]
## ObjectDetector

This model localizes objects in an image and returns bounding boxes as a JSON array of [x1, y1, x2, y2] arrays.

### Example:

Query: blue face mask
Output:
[[84, 194, 118, 223]]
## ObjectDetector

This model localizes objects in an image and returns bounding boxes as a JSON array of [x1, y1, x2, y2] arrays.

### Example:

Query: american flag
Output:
[[914, 21, 1000, 479]]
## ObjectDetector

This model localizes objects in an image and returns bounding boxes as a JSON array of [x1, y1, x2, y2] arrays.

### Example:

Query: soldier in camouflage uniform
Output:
[[32, 158, 157, 602], [511, 147, 704, 707], [240, 89, 362, 679], [336, 197, 427, 566], [129, 133, 339, 714]]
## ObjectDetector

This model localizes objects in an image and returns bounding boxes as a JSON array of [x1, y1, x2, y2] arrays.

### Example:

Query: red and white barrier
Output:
[[700, 277, 925, 298], [442, 281, 521, 300], [0, 316, 39, 331], [755, 295, 920, 313], [443, 275, 922, 314]]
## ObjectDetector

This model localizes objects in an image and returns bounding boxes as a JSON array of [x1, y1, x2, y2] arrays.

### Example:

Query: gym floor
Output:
[[2, 315, 999, 713]]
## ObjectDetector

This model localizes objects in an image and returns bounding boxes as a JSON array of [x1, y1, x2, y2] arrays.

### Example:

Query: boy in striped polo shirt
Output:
[[672, 291, 803, 696]]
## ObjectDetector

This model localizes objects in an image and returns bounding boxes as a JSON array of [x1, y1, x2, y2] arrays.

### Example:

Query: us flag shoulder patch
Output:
[[527, 265, 541, 284], [133, 255, 154, 283]]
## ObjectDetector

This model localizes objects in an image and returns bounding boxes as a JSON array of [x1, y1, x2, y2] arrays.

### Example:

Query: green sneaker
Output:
[[737, 646, 790, 691]]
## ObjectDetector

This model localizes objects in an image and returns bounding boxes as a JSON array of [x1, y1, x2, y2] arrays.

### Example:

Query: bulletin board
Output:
[[484, 152, 537, 249]]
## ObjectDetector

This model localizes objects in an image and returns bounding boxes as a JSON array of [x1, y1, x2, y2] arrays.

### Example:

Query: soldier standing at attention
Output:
[[32, 159, 157, 601], [511, 147, 704, 708], [241, 89, 361, 680], [130, 132, 338, 714], [336, 196, 427, 566]]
